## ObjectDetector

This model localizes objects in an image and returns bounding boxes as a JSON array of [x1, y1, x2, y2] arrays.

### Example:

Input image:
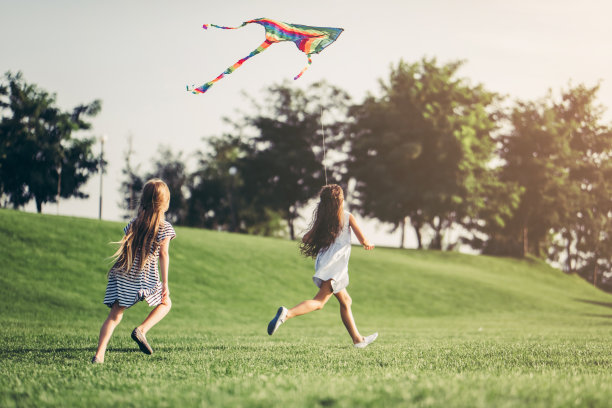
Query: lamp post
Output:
[[99, 134, 108, 220], [56, 164, 62, 215], [228, 166, 237, 232]]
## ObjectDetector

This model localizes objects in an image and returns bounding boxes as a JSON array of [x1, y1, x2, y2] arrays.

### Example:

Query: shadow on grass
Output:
[[0, 347, 138, 355], [582, 314, 612, 319], [574, 299, 612, 309]]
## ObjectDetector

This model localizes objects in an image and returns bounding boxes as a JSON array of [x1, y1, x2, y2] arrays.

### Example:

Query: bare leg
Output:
[[286, 280, 334, 320], [334, 289, 364, 344], [94, 302, 126, 362], [138, 297, 172, 335]]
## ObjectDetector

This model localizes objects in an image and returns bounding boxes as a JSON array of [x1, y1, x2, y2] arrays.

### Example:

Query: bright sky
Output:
[[2, 0, 611, 247]]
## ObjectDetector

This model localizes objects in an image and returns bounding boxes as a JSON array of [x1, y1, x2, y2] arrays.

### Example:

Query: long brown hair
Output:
[[111, 179, 170, 274], [300, 184, 344, 258]]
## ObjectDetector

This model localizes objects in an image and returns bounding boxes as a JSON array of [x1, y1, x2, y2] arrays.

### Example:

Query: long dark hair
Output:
[[111, 179, 170, 274], [300, 184, 344, 258]]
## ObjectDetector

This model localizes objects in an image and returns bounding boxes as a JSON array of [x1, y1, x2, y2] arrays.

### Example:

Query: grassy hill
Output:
[[2, 209, 612, 407]]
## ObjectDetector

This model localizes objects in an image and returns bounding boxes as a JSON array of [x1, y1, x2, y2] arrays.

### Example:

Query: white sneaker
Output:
[[267, 306, 288, 335], [354, 332, 378, 348]]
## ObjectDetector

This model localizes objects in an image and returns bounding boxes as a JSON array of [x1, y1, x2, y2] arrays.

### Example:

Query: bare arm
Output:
[[349, 214, 374, 250], [159, 237, 171, 302]]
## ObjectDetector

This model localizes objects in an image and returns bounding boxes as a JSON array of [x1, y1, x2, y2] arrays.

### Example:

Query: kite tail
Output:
[[202, 22, 249, 30], [293, 54, 313, 80], [187, 40, 273, 94]]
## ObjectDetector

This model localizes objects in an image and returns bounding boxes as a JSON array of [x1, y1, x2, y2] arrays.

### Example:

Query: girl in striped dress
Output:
[[92, 179, 176, 363], [267, 184, 378, 348]]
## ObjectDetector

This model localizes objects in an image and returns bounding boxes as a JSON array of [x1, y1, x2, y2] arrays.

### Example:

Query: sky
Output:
[[2, 0, 612, 248]]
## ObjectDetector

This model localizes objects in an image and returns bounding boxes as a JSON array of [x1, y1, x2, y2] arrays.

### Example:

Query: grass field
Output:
[[2, 209, 612, 407]]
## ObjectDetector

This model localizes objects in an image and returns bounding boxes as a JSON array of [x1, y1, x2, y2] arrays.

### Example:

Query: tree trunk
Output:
[[287, 215, 295, 240], [36, 198, 42, 213], [430, 218, 443, 250], [565, 237, 572, 273], [415, 227, 422, 250], [522, 226, 528, 257], [410, 218, 423, 250]]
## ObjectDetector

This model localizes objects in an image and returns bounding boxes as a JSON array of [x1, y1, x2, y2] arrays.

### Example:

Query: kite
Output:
[[187, 18, 344, 94]]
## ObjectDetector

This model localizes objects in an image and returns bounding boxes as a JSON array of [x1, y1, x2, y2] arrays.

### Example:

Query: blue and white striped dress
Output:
[[103, 220, 176, 308]]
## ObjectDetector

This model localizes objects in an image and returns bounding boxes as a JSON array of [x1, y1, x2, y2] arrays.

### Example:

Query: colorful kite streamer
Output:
[[187, 18, 344, 94]]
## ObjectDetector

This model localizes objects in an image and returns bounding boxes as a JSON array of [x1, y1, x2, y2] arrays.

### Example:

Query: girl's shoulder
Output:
[[157, 220, 177, 242], [343, 210, 351, 229]]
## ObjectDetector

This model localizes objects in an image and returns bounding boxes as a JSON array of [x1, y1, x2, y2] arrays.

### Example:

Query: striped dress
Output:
[[103, 220, 176, 308]]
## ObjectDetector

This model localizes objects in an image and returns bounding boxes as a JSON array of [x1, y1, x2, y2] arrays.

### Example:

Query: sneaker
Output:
[[354, 332, 378, 348], [91, 356, 102, 364], [131, 327, 153, 355], [267, 306, 288, 335]]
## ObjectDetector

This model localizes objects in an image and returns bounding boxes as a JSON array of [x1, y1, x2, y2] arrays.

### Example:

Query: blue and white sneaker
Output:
[[354, 332, 378, 348], [267, 306, 288, 335]]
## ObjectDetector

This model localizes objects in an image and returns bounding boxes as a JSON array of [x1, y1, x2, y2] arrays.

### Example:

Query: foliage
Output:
[[347, 58, 512, 249], [490, 84, 612, 275], [118, 135, 144, 220], [0, 72, 102, 212], [146, 146, 188, 225], [238, 80, 350, 239], [549, 85, 612, 277]]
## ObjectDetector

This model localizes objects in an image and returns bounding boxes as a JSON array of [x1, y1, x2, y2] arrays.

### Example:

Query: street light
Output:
[[228, 166, 237, 231], [99, 134, 108, 220], [56, 163, 62, 215]]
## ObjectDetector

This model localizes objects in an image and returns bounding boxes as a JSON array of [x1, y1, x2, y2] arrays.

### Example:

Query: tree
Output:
[[545, 85, 612, 277], [238, 81, 350, 240], [146, 146, 188, 225], [187, 135, 243, 230], [490, 84, 612, 264], [0, 72, 101, 212], [118, 134, 144, 220], [347, 58, 505, 249], [187, 134, 286, 236]]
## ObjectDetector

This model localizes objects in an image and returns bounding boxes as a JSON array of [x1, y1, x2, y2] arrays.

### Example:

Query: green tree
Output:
[[146, 146, 188, 225], [545, 85, 612, 278], [118, 134, 144, 220], [491, 84, 612, 271], [0, 72, 101, 212], [187, 134, 286, 236], [239, 81, 350, 240], [187, 135, 243, 230], [495, 96, 573, 256], [347, 58, 505, 249]]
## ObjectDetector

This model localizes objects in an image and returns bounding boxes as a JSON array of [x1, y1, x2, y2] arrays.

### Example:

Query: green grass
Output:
[[2, 208, 612, 407]]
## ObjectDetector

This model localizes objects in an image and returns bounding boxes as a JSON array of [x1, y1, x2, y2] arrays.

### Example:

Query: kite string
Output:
[[320, 107, 328, 186]]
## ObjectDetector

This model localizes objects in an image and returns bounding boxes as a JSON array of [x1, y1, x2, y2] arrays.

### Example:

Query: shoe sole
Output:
[[131, 328, 153, 355], [267, 307, 285, 335]]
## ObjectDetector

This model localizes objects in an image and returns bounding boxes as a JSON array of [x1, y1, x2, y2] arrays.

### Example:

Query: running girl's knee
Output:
[[313, 300, 325, 311], [108, 310, 124, 324]]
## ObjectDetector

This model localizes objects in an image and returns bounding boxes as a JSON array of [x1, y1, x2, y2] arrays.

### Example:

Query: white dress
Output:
[[313, 211, 352, 293]]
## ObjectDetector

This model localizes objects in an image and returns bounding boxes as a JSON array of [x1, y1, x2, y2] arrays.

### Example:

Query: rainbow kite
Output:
[[187, 18, 344, 94]]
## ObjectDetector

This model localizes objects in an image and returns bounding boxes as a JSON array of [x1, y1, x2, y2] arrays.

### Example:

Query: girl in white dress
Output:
[[267, 184, 378, 348]]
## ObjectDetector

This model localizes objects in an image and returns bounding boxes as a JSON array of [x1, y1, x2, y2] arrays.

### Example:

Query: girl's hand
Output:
[[161, 283, 170, 302], [363, 241, 375, 250]]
